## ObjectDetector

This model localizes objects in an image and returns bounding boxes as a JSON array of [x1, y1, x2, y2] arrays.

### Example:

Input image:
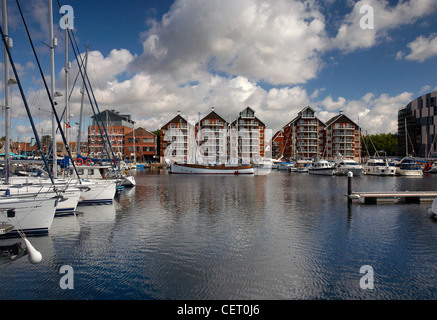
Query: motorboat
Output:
[[308, 159, 336, 176], [395, 158, 423, 176], [335, 159, 364, 176], [363, 159, 396, 176]]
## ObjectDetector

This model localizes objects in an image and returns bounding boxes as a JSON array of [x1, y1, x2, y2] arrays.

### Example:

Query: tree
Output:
[[362, 133, 398, 157]]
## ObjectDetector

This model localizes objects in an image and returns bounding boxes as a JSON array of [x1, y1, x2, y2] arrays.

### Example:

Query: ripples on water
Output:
[[1, 170, 437, 300]]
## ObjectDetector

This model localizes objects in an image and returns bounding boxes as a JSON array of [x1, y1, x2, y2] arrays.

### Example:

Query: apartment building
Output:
[[195, 108, 228, 164], [87, 109, 134, 159], [398, 90, 437, 157], [283, 106, 326, 160], [325, 111, 361, 161], [125, 128, 157, 163], [230, 107, 266, 163], [160, 112, 191, 163]]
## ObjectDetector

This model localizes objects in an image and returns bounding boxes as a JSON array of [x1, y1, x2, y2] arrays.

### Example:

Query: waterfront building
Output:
[[160, 112, 192, 163], [87, 109, 135, 159], [283, 106, 326, 160], [272, 130, 285, 159], [230, 107, 266, 163], [398, 91, 437, 157], [125, 128, 157, 163], [325, 111, 361, 161], [196, 108, 229, 164]]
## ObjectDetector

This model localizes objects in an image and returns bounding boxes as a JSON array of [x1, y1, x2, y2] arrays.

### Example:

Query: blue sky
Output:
[[2, 0, 437, 142]]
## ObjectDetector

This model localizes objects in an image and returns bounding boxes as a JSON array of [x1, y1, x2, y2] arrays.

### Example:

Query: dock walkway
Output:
[[345, 171, 437, 204]]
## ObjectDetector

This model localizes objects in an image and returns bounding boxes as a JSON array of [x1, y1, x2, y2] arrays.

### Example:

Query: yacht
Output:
[[335, 159, 364, 176], [395, 158, 423, 176], [308, 159, 336, 176], [364, 159, 396, 176]]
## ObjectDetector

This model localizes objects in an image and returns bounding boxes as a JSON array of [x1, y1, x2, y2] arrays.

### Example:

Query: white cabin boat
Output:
[[364, 159, 396, 176], [308, 160, 335, 176], [395, 158, 423, 176], [335, 159, 364, 176]]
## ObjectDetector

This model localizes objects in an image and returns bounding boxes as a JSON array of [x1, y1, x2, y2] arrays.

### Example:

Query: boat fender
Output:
[[24, 238, 42, 264]]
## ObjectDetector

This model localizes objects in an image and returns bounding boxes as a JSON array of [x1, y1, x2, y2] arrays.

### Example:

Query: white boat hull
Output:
[[308, 168, 335, 176], [0, 196, 57, 236], [335, 167, 364, 176], [364, 166, 396, 176], [170, 163, 254, 175]]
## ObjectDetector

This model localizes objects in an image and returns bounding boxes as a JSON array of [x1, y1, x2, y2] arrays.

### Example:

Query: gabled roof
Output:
[[196, 109, 228, 126], [325, 112, 359, 128], [125, 127, 156, 138], [230, 106, 266, 127], [162, 114, 188, 129], [283, 106, 325, 128], [91, 109, 135, 124]]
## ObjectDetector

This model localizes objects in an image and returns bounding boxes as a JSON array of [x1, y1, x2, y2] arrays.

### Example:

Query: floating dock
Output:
[[345, 172, 437, 204], [347, 191, 437, 204]]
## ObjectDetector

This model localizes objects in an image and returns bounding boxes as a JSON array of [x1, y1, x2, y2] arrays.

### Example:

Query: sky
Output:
[[1, 0, 437, 142]]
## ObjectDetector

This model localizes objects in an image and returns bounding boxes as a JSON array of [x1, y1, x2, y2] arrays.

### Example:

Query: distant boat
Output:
[[308, 159, 335, 176], [395, 158, 423, 176], [296, 159, 311, 173], [253, 158, 273, 169], [170, 163, 254, 175], [335, 159, 364, 176], [364, 159, 396, 176], [423, 161, 437, 173]]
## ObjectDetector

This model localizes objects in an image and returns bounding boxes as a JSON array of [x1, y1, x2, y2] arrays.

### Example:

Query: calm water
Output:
[[1, 169, 437, 300]]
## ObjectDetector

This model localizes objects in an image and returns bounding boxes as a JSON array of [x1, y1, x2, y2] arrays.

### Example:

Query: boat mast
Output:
[[64, 19, 70, 159], [2, 0, 11, 184], [48, 0, 58, 178], [77, 45, 89, 156]]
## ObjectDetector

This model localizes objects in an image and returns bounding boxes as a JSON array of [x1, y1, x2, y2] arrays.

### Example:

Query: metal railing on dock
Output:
[[345, 172, 437, 204]]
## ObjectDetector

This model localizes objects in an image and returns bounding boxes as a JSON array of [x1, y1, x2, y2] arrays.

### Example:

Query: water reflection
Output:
[[1, 170, 437, 300]]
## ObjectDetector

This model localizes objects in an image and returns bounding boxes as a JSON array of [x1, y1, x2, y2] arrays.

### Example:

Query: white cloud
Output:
[[133, 0, 329, 85], [403, 33, 437, 62], [315, 91, 414, 134], [331, 0, 437, 52]]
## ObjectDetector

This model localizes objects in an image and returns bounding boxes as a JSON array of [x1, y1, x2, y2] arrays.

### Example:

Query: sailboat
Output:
[[0, 0, 59, 236], [170, 115, 254, 175]]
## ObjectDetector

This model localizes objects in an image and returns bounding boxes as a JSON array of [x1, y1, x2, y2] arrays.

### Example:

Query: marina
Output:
[[0, 0, 437, 305], [1, 168, 437, 300]]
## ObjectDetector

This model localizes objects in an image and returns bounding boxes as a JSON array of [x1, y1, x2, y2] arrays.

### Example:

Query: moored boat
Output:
[[170, 163, 254, 174], [395, 158, 423, 176], [363, 159, 396, 176], [308, 159, 335, 176], [335, 159, 364, 176]]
